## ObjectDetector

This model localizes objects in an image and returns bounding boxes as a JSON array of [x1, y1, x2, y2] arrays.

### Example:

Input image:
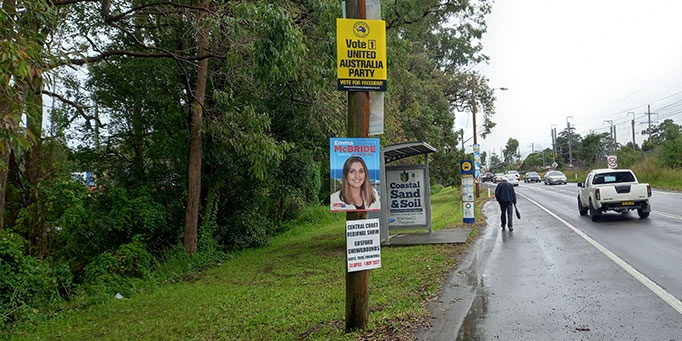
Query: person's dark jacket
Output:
[[495, 181, 517, 204]]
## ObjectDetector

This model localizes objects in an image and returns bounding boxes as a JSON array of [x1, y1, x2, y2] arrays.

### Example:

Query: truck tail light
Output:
[[647, 185, 651, 197], [595, 188, 600, 201]]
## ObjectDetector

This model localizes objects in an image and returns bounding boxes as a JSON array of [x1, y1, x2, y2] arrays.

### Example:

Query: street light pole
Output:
[[566, 116, 573, 168]]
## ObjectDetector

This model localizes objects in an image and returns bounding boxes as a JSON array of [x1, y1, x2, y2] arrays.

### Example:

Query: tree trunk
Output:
[[0, 108, 11, 230], [0, 81, 12, 231], [23, 67, 46, 257], [0, 0, 17, 230], [183, 0, 211, 254]]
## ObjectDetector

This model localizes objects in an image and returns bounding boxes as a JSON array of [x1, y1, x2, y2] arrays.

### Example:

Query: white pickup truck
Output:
[[577, 168, 652, 221]]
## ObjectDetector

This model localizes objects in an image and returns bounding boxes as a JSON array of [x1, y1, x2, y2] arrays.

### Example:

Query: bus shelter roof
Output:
[[383, 141, 437, 164]]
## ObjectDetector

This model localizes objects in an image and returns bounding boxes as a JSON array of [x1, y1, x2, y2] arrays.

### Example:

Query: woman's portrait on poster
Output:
[[330, 156, 380, 211]]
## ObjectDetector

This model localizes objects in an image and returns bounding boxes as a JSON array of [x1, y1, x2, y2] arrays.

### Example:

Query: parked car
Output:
[[481, 172, 494, 182], [524, 171, 542, 183], [493, 173, 506, 183], [505, 173, 519, 186], [544, 170, 567, 185]]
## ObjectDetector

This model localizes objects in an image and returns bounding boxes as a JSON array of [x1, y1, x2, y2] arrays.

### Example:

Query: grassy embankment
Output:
[[9, 186, 489, 341]]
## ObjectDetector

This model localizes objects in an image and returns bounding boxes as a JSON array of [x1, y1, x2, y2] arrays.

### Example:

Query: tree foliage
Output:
[[521, 148, 553, 171], [555, 126, 581, 167], [656, 120, 682, 168], [577, 132, 611, 168], [502, 138, 519, 165]]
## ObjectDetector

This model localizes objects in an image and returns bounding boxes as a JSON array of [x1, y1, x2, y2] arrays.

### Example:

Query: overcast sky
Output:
[[458, 0, 682, 159]]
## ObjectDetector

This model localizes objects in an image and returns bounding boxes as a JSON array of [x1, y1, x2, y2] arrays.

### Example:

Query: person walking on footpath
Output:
[[495, 176, 517, 231]]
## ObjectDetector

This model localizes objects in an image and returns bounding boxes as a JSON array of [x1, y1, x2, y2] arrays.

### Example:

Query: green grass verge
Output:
[[7, 187, 485, 340]]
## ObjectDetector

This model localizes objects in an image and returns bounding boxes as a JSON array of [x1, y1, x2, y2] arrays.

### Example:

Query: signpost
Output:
[[473, 143, 481, 190], [461, 160, 475, 223]]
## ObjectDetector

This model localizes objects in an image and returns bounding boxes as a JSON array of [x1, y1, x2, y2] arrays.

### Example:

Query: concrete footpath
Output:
[[385, 227, 473, 246]]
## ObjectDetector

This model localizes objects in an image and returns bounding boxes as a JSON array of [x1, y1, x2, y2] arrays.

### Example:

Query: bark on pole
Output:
[[345, 0, 371, 333]]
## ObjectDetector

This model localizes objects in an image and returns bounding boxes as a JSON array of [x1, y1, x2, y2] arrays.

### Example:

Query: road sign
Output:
[[607, 155, 618, 168], [460, 160, 473, 174]]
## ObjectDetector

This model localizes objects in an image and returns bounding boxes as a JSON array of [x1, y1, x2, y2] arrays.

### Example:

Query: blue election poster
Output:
[[330, 138, 381, 212]]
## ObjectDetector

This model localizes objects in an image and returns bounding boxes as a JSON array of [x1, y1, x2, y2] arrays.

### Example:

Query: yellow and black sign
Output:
[[336, 18, 387, 91], [460, 160, 473, 174]]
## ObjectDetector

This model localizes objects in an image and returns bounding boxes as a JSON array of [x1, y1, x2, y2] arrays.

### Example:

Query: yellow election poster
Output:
[[336, 18, 387, 91]]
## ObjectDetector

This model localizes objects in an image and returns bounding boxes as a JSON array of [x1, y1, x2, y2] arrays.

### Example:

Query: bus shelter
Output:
[[379, 141, 437, 244]]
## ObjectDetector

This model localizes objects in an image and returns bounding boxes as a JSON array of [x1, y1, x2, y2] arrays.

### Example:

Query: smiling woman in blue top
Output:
[[330, 156, 380, 211]]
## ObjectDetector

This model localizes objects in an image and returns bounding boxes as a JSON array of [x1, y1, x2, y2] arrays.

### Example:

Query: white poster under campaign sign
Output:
[[386, 168, 426, 226], [346, 219, 381, 272]]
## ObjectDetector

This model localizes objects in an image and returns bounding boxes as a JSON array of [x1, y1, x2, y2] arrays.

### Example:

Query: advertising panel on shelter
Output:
[[386, 167, 426, 226]]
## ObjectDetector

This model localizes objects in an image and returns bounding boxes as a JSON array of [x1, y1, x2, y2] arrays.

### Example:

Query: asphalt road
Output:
[[415, 181, 682, 340]]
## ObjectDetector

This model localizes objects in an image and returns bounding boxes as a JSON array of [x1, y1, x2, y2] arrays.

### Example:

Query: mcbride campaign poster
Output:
[[329, 138, 381, 212]]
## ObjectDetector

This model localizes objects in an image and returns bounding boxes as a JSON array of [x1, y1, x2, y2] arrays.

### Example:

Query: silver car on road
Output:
[[544, 170, 567, 185]]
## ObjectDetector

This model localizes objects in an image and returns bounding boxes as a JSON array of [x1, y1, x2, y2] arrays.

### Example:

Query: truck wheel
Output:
[[637, 209, 650, 219], [589, 199, 601, 222], [578, 197, 588, 216]]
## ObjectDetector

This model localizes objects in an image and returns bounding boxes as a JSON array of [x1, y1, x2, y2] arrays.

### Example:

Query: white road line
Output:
[[652, 210, 682, 220], [519, 193, 682, 316]]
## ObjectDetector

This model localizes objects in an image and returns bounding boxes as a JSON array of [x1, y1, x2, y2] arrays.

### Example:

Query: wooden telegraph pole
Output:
[[345, 0, 370, 332], [471, 75, 480, 198]]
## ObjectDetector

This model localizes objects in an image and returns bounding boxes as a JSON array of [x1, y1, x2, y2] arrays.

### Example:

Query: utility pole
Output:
[[471, 75, 480, 198], [629, 112, 636, 149], [604, 120, 614, 152], [551, 125, 557, 161], [647, 105, 652, 142], [345, 0, 370, 332]]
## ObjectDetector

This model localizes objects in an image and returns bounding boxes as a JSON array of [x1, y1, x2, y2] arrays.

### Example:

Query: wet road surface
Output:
[[415, 191, 682, 340]]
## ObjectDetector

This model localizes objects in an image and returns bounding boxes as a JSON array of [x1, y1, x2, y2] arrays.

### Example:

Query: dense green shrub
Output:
[[58, 186, 175, 279], [271, 148, 322, 221], [83, 237, 151, 283], [0, 231, 72, 329], [216, 207, 271, 250], [616, 146, 645, 168], [430, 183, 445, 194], [79, 238, 153, 302]]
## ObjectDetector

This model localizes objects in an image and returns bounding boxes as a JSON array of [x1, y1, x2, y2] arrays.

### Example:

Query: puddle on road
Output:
[[456, 285, 490, 340]]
